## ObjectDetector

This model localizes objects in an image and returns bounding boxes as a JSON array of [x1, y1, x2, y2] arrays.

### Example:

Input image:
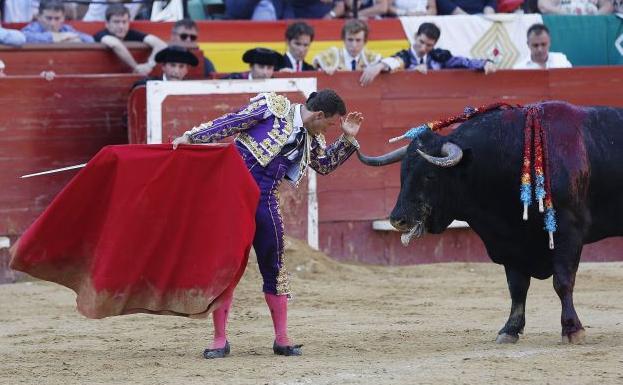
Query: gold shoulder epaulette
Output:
[[264, 92, 291, 119]]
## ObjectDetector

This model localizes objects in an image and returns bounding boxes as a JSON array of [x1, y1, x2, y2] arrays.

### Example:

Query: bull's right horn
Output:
[[357, 145, 408, 166], [417, 142, 463, 167]]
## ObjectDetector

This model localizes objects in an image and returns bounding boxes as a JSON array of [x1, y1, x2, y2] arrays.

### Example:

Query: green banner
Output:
[[543, 15, 623, 66]]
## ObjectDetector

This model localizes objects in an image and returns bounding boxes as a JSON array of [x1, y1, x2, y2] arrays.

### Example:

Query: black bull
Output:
[[357, 101, 623, 344]]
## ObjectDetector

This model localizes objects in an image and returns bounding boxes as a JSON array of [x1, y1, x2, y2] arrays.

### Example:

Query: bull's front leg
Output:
[[552, 237, 585, 344], [497, 265, 531, 344]]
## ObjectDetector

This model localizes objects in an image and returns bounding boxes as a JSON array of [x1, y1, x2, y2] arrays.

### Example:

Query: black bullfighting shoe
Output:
[[203, 341, 230, 359], [273, 341, 303, 356]]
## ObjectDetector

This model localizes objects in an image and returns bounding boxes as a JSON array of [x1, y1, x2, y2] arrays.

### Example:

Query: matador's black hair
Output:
[[305, 89, 347, 117]]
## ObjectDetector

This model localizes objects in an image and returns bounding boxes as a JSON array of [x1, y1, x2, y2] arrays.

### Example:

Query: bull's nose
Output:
[[390, 217, 409, 231]]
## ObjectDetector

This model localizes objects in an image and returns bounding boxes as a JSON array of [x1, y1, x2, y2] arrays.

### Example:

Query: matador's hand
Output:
[[341, 112, 364, 137], [172, 134, 191, 149]]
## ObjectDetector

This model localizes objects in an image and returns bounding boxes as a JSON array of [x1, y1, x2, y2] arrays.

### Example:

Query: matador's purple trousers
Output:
[[236, 143, 293, 295]]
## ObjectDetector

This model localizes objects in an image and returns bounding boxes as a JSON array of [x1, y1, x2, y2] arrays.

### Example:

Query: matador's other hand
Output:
[[172, 134, 191, 149], [341, 112, 364, 137]]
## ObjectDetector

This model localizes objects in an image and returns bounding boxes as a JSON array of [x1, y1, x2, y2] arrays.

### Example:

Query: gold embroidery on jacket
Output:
[[188, 98, 267, 142], [236, 107, 295, 166], [265, 92, 291, 119]]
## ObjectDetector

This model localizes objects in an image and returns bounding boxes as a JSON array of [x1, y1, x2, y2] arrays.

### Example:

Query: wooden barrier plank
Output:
[[0, 44, 205, 78], [380, 70, 551, 100], [0, 43, 148, 75], [0, 74, 140, 235]]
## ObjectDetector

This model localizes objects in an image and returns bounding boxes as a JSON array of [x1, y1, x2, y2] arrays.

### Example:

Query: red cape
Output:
[[10, 144, 259, 319]]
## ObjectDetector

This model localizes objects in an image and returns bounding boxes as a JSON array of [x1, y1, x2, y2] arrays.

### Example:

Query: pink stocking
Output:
[[209, 293, 233, 349], [264, 293, 291, 346]]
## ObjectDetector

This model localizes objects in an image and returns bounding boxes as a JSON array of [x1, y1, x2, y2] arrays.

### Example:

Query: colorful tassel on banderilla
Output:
[[389, 102, 516, 143], [520, 106, 557, 249]]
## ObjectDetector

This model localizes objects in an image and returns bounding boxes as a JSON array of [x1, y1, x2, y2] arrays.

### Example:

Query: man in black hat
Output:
[[224, 47, 284, 80], [132, 45, 199, 88]]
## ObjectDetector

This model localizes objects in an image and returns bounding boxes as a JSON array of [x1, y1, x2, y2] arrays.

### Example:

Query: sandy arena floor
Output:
[[1, 238, 622, 385]]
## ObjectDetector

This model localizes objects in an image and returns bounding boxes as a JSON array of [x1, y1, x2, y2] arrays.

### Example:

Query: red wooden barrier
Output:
[[0, 43, 205, 77], [127, 67, 623, 264], [128, 86, 147, 144], [0, 73, 142, 282], [2, 68, 622, 284], [0, 74, 140, 235]]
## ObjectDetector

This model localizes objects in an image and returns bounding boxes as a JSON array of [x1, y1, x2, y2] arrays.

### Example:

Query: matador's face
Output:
[[306, 113, 339, 136]]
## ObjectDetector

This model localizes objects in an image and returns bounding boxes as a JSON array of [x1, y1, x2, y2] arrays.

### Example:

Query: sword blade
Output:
[[20, 163, 87, 179]]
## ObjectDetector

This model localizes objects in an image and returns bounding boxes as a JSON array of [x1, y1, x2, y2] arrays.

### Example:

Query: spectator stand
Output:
[[4, 17, 622, 73]]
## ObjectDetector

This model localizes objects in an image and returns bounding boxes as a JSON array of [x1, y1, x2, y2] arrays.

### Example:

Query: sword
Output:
[[20, 163, 87, 179]]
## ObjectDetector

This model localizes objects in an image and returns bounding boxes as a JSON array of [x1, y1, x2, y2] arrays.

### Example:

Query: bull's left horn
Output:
[[417, 142, 463, 167], [357, 145, 408, 166]]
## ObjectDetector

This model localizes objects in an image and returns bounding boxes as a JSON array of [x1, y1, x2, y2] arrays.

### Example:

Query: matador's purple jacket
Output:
[[185, 92, 359, 185], [184, 92, 358, 295]]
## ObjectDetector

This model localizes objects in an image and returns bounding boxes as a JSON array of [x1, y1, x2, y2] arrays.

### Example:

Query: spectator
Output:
[[22, 0, 93, 43], [615, 0, 622, 12], [437, 0, 496, 14], [0, 10, 26, 45], [224, 0, 281, 20], [2, 0, 38, 23], [360, 22, 496, 86], [389, 0, 437, 15], [224, 47, 283, 79], [93, 4, 167, 76], [82, 0, 143, 21], [133, 45, 199, 88], [513, 23, 572, 69], [330, 0, 390, 18], [170, 18, 216, 78], [313, 19, 382, 75], [538, 0, 613, 14], [285, 0, 336, 18], [279, 22, 315, 72]]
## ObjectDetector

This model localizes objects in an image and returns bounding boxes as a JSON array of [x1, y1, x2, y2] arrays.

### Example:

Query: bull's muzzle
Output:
[[390, 218, 424, 246]]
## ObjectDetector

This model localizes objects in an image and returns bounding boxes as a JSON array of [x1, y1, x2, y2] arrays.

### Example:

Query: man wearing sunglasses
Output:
[[170, 19, 216, 79]]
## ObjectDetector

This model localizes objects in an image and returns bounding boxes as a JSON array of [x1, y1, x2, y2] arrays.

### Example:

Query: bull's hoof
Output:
[[496, 333, 519, 344], [561, 328, 586, 345]]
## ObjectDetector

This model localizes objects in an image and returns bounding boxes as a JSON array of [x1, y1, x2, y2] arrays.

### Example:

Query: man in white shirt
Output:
[[313, 19, 381, 75], [514, 23, 572, 70]]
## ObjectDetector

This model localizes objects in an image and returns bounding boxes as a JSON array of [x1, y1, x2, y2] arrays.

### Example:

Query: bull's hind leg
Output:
[[497, 265, 531, 344], [552, 232, 585, 344]]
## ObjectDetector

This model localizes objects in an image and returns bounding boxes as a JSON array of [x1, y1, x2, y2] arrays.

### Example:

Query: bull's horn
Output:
[[357, 145, 408, 166], [417, 142, 463, 167]]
